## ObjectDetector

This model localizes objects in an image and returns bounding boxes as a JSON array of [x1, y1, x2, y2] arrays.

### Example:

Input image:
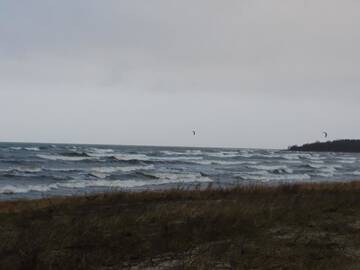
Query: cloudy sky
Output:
[[1, 0, 359, 148]]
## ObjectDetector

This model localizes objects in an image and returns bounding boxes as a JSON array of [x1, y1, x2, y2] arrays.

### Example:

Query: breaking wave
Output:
[[91, 165, 154, 174], [37, 154, 95, 161], [0, 173, 213, 194]]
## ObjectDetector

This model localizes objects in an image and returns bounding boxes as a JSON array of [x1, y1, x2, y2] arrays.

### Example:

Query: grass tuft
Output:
[[1, 181, 360, 269]]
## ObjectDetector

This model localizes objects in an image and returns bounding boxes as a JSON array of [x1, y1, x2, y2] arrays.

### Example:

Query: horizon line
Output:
[[0, 140, 283, 151]]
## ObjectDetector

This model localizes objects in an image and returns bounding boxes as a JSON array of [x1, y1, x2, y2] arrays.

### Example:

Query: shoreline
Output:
[[1, 178, 360, 203], [1, 181, 360, 269]]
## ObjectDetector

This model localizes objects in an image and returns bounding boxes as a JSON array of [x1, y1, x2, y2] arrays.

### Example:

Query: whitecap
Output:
[[236, 173, 311, 182], [45, 167, 80, 172], [0, 166, 42, 173], [248, 165, 291, 172], [9, 147, 22, 151], [91, 165, 154, 174], [282, 154, 300, 160], [86, 148, 115, 157], [0, 184, 58, 194], [153, 156, 203, 161], [161, 150, 184, 156], [37, 154, 94, 161], [195, 160, 257, 165], [205, 152, 239, 158], [25, 147, 40, 151], [113, 154, 150, 161], [186, 150, 203, 155], [161, 150, 202, 156], [337, 156, 357, 164], [89, 172, 108, 179], [58, 174, 212, 189], [89, 148, 114, 154]]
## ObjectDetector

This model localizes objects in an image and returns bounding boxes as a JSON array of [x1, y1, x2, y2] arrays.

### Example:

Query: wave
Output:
[[236, 173, 311, 182], [0, 166, 42, 173], [44, 167, 80, 172], [86, 148, 115, 158], [88, 172, 108, 179], [24, 147, 40, 151], [282, 160, 303, 164], [248, 165, 292, 172], [60, 175, 212, 189], [338, 158, 356, 164], [152, 156, 203, 161], [282, 154, 300, 160], [112, 154, 150, 161], [59, 151, 91, 157], [272, 168, 294, 174], [91, 165, 154, 174], [0, 173, 213, 194], [206, 152, 239, 158], [195, 160, 257, 165], [37, 154, 95, 161], [302, 164, 342, 177], [88, 148, 114, 154], [309, 160, 325, 164], [0, 184, 59, 194], [161, 150, 202, 156]]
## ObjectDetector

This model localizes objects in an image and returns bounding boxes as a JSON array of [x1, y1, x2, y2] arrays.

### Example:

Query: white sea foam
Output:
[[89, 148, 114, 154], [248, 165, 292, 172], [282, 160, 303, 164], [186, 150, 203, 155], [206, 152, 239, 158], [45, 167, 80, 172], [89, 172, 108, 179], [0, 173, 212, 194], [113, 154, 150, 161], [161, 151, 184, 156], [309, 159, 325, 164], [86, 148, 115, 157], [0, 184, 58, 194], [59, 176, 212, 189], [236, 173, 311, 182], [15, 166, 42, 173], [161, 150, 203, 156], [92, 165, 154, 174], [0, 166, 42, 173], [25, 147, 40, 151], [337, 157, 357, 164], [153, 156, 203, 161], [9, 147, 22, 151], [307, 164, 342, 176], [283, 154, 301, 160], [195, 160, 257, 165], [37, 154, 94, 161], [149, 172, 208, 181]]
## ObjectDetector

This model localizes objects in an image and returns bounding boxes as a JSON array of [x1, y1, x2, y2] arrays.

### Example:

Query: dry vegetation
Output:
[[1, 182, 360, 269]]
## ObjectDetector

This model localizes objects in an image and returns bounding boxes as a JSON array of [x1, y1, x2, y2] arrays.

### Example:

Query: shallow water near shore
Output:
[[1, 142, 360, 200]]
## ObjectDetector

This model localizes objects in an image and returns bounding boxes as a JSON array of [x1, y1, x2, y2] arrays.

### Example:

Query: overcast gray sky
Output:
[[1, 0, 359, 148]]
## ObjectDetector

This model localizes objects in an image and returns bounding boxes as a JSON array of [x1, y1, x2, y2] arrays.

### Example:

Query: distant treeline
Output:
[[288, 140, 360, 153]]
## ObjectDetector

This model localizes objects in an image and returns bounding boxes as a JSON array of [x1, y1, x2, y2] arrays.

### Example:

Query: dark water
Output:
[[0, 142, 360, 200]]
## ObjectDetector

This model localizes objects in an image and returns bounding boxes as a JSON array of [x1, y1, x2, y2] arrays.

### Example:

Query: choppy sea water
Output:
[[1, 143, 360, 200]]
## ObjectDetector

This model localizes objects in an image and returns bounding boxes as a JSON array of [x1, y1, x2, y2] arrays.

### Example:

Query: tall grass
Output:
[[1, 181, 360, 269]]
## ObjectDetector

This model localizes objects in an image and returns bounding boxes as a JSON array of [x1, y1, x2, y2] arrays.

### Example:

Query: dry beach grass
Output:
[[1, 182, 360, 269]]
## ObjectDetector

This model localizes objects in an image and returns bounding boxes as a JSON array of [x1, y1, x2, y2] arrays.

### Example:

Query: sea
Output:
[[1, 142, 360, 200]]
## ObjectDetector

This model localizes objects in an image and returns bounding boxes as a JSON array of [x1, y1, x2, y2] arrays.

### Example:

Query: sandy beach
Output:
[[1, 181, 360, 269]]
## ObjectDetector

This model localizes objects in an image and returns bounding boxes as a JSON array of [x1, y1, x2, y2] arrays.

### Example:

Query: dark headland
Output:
[[289, 139, 360, 153]]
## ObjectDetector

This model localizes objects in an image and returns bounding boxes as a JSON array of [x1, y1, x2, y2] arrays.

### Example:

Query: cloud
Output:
[[0, 0, 359, 147]]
